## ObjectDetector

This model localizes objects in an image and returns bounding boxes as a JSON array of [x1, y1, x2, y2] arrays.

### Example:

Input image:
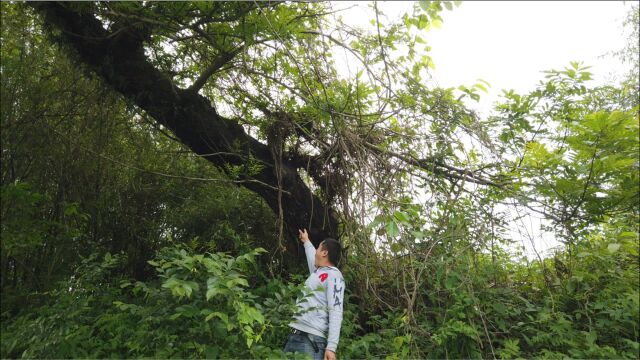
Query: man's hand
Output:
[[324, 349, 336, 360], [298, 229, 310, 243]]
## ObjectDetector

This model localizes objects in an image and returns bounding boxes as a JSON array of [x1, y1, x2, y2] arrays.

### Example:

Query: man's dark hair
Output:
[[321, 238, 341, 267]]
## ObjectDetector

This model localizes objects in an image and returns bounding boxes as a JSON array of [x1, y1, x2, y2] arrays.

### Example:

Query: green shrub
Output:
[[1, 245, 304, 358]]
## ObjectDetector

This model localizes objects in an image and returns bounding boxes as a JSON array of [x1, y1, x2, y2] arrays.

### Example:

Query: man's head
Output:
[[315, 238, 341, 267]]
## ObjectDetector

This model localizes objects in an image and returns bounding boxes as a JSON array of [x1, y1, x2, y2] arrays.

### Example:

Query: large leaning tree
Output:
[[31, 1, 503, 255]]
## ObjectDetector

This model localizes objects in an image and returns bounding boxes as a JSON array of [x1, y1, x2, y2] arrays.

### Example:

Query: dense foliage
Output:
[[1, 1, 638, 359]]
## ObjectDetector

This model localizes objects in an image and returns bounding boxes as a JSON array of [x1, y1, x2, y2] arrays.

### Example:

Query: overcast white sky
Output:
[[382, 1, 633, 115], [338, 1, 634, 258]]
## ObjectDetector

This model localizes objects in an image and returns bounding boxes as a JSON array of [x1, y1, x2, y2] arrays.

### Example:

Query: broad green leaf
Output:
[[607, 243, 621, 253], [386, 221, 399, 237], [205, 311, 229, 325]]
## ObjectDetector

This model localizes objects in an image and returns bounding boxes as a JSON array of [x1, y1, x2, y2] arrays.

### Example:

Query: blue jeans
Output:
[[283, 331, 327, 360]]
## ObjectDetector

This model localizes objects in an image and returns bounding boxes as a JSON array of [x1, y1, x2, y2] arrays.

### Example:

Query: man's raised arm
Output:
[[298, 229, 315, 274]]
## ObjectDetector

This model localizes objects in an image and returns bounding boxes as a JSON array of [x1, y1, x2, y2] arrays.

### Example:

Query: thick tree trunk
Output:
[[33, 3, 339, 249]]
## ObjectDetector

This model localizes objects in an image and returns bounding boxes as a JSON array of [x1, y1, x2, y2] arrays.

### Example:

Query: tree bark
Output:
[[33, 3, 339, 248]]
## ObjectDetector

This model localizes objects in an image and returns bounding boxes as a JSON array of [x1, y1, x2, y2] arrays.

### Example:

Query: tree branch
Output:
[[187, 48, 243, 93], [363, 142, 506, 188]]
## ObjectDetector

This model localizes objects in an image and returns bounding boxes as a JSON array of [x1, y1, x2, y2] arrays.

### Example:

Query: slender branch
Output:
[[566, 139, 600, 222], [373, 2, 392, 103], [300, 29, 389, 92], [188, 48, 243, 92], [44, 120, 289, 193], [363, 142, 505, 187]]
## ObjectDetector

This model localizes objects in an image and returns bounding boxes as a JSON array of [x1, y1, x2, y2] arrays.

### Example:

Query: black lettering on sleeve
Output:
[[332, 280, 344, 307]]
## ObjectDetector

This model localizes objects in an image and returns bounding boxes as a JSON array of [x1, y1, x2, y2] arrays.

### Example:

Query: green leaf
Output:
[[474, 83, 488, 92], [386, 221, 399, 238], [492, 302, 507, 314], [403, 14, 412, 29], [607, 243, 621, 253], [205, 346, 219, 359], [205, 311, 229, 325], [206, 287, 219, 301], [393, 336, 405, 351], [393, 210, 409, 223], [417, 14, 429, 30]]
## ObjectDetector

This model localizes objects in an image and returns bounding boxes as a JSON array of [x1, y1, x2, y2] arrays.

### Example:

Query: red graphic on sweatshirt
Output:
[[319, 273, 328, 282]]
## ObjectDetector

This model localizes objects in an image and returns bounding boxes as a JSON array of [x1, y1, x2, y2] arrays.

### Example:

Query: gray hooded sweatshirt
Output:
[[289, 241, 345, 353]]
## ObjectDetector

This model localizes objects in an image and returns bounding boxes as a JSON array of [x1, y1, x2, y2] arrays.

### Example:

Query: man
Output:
[[283, 229, 345, 360]]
